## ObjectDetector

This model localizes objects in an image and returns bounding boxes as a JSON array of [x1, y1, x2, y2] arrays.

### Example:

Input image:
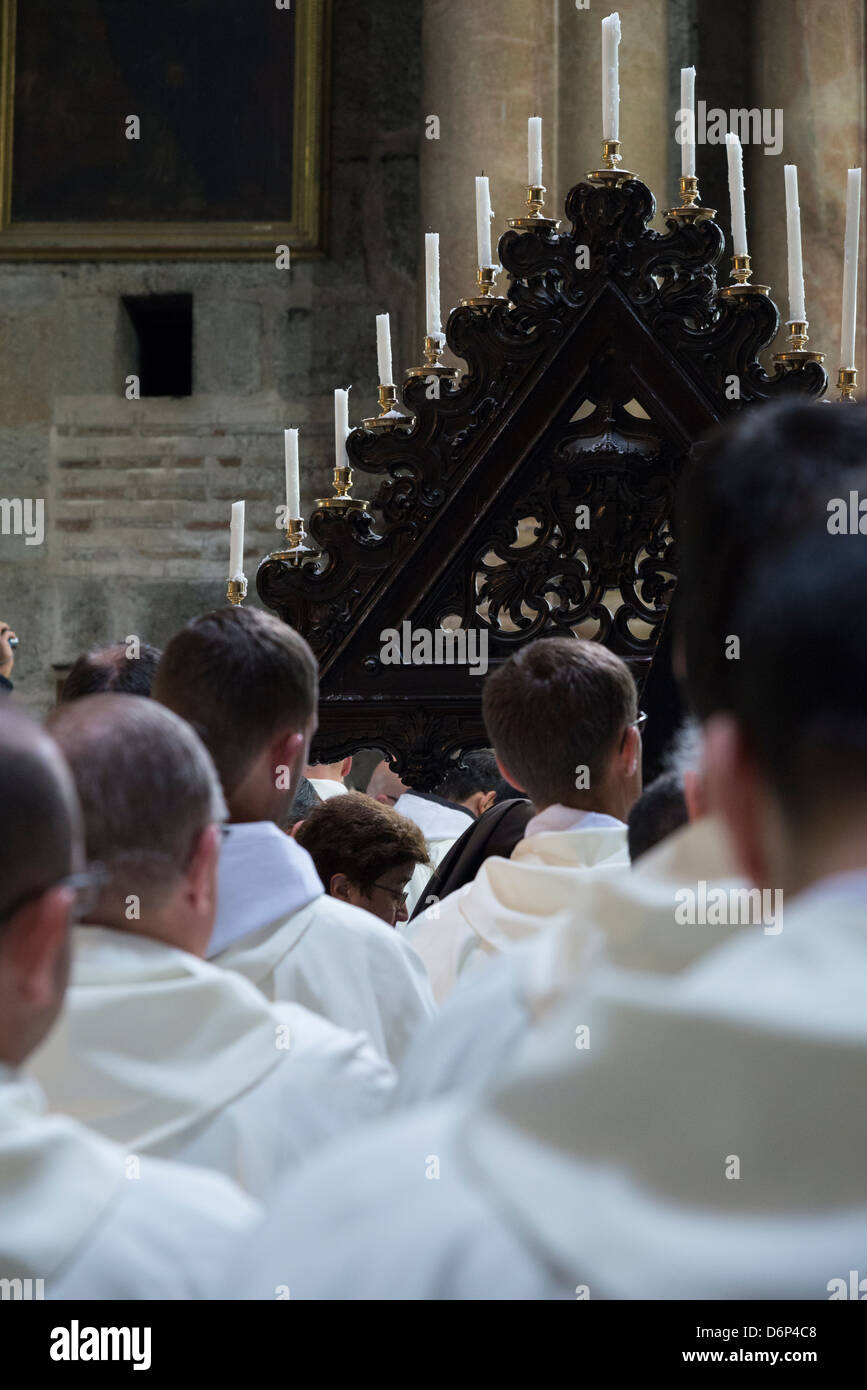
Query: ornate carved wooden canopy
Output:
[[258, 174, 827, 789]]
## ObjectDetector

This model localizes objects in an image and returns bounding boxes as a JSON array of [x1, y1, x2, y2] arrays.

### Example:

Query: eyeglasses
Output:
[[371, 881, 409, 907], [0, 864, 111, 927], [620, 710, 647, 751]]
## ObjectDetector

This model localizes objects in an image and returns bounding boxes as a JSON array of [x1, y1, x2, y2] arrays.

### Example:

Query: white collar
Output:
[[524, 804, 625, 839], [209, 821, 323, 958], [394, 793, 473, 843], [307, 778, 349, 801]]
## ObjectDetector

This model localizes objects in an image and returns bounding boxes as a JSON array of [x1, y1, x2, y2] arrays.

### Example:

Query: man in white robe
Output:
[[153, 608, 435, 1065], [0, 709, 257, 1299], [405, 637, 638, 1000], [32, 696, 394, 1200], [305, 755, 351, 802], [229, 459, 867, 1300]]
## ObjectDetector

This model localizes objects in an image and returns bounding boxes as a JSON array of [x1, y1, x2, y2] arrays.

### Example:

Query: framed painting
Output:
[[0, 0, 330, 259]]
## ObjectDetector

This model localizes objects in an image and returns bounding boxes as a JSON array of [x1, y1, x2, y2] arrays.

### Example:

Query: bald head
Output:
[[48, 695, 226, 915], [0, 708, 81, 928]]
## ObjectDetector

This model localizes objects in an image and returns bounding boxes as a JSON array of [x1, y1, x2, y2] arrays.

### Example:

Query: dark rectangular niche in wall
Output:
[[122, 293, 193, 397]]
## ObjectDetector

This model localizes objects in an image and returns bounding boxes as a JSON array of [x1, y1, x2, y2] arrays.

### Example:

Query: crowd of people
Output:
[[1, 398, 866, 1299]]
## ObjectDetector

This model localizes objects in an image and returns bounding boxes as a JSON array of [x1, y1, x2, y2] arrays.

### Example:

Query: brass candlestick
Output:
[[588, 138, 635, 187], [315, 465, 370, 514], [772, 320, 825, 371], [508, 185, 559, 232], [361, 383, 411, 432], [717, 253, 770, 298], [226, 577, 247, 605], [269, 516, 315, 565], [664, 174, 715, 224], [405, 334, 460, 382], [837, 367, 858, 402], [460, 265, 508, 310]]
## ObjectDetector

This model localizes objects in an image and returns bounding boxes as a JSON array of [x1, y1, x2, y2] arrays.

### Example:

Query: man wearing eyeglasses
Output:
[[0, 706, 259, 1298]]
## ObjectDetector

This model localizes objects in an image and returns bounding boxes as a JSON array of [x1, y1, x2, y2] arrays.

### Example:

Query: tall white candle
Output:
[[425, 232, 442, 339], [376, 314, 393, 386], [680, 66, 696, 178], [601, 13, 621, 143], [476, 175, 495, 268], [841, 167, 862, 369], [284, 428, 300, 519], [334, 387, 351, 466], [528, 117, 543, 187], [228, 500, 244, 581], [725, 132, 748, 258], [783, 165, 806, 324]]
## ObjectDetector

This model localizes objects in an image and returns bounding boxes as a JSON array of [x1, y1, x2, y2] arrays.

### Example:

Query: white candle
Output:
[[375, 313, 393, 386], [725, 132, 748, 258], [334, 386, 351, 466], [841, 167, 862, 369], [425, 232, 442, 339], [601, 13, 621, 143], [528, 117, 543, 187], [284, 428, 300, 519], [680, 66, 696, 179], [228, 500, 244, 581], [783, 165, 806, 324], [476, 175, 495, 268]]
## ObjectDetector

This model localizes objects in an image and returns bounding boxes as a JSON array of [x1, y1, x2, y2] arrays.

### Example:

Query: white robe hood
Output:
[[462, 869, 867, 1298], [0, 1064, 124, 1281], [407, 812, 630, 1001]]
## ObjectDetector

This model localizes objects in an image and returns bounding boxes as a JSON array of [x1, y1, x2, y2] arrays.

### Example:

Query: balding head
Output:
[[48, 696, 226, 938], [60, 641, 162, 703], [0, 708, 82, 1064]]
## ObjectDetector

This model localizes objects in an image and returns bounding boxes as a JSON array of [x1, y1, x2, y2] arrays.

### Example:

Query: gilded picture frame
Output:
[[0, 0, 330, 260]]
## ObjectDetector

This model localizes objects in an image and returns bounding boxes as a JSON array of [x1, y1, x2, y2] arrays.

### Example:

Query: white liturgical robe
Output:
[[0, 1063, 256, 1299], [30, 927, 395, 1198], [307, 778, 348, 801], [395, 792, 474, 916], [396, 815, 739, 1106], [212, 821, 435, 1066], [231, 870, 867, 1300], [404, 807, 630, 1002]]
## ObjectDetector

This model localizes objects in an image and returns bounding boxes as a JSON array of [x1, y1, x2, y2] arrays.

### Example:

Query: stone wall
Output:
[[0, 0, 422, 714]]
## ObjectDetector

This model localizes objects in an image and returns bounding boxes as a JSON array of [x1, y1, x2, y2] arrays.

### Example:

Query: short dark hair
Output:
[[436, 749, 513, 805], [295, 791, 429, 893], [730, 524, 867, 829], [0, 710, 79, 928], [152, 607, 318, 797], [481, 636, 638, 808], [627, 770, 688, 862], [677, 400, 867, 721], [61, 642, 162, 702]]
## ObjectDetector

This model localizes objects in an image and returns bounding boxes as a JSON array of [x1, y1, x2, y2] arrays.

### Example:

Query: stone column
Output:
[[751, 0, 866, 381]]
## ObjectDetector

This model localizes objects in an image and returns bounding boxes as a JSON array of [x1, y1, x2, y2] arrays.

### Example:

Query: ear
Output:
[[682, 768, 707, 823], [479, 789, 497, 815], [2, 885, 72, 1009], [339, 755, 352, 779], [329, 871, 352, 903], [701, 713, 766, 885], [495, 755, 525, 793], [272, 728, 307, 778], [184, 823, 221, 915]]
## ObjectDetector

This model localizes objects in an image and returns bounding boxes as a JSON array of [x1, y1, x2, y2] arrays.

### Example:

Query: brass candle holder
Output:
[[717, 253, 769, 298], [508, 186, 560, 232], [837, 367, 858, 402], [226, 577, 247, 605], [772, 320, 825, 371], [664, 174, 715, 224], [405, 334, 460, 383], [315, 465, 371, 515], [361, 383, 411, 432], [588, 139, 635, 187], [460, 265, 508, 310], [269, 517, 315, 566]]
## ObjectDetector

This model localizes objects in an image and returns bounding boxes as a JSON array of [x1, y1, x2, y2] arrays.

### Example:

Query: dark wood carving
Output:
[[258, 175, 827, 788]]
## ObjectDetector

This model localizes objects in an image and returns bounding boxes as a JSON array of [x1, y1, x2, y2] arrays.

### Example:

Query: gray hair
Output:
[[48, 694, 226, 908], [663, 717, 703, 781]]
